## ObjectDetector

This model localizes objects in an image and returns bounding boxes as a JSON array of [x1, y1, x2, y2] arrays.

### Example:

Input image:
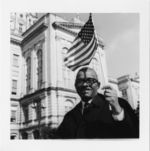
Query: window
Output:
[[35, 101, 42, 119], [21, 132, 28, 139], [11, 110, 16, 123], [19, 23, 23, 33], [12, 80, 17, 95], [13, 54, 19, 67], [65, 100, 74, 113], [11, 134, 17, 139], [11, 135, 16, 139], [32, 101, 42, 120], [33, 130, 40, 139], [23, 105, 29, 122], [26, 57, 31, 93], [37, 50, 43, 89], [122, 89, 128, 98]]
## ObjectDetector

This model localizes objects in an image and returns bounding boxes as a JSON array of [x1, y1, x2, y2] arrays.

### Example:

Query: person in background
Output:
[[55, 67, 139, 138]]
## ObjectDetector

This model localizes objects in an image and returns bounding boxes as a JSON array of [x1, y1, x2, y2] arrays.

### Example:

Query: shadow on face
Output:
[[75, 67, 100, 102]]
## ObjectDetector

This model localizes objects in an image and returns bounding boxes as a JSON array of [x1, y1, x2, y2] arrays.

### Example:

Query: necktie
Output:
[[82, 102, 90, 115]]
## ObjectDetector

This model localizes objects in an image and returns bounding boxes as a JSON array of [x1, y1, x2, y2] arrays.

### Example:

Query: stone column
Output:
[[31, 46, 36, 92], [49, 14, 57, 87], [21, 56, 27, 96]]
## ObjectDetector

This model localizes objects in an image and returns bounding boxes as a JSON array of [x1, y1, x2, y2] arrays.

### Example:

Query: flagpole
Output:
[[91, 14, 111, 110], [89, 13, 92, 17]]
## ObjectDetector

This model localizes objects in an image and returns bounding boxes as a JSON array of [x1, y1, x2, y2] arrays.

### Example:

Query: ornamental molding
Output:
[[53, 21, 83, 29], [34, 40, 43, 51], [20, 86, 77, 103], [20, 89, 46, 105], [22, 22, 48, 46], [53, 22, 78, 37], [10, 36, 22, 46]]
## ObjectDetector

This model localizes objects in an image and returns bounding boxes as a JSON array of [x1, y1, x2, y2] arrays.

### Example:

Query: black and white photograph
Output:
[[10, 13, 140, 139], [1, 0, 149, 151]]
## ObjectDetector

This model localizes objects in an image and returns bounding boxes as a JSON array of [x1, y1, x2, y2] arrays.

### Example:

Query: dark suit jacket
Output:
[[55, 93, 139, 139]]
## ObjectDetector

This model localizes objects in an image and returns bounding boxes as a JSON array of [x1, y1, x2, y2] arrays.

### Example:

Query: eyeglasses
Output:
[[76, 78, 98, 86]]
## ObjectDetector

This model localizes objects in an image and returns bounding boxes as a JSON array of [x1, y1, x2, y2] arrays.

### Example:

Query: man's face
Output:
[[75, 69, 100, 102]]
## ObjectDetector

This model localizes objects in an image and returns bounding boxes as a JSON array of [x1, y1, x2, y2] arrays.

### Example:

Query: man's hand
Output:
[[102, 85, 122, 115]]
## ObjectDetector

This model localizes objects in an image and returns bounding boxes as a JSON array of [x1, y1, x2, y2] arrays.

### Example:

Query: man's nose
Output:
[[83, 81, 88, 86]]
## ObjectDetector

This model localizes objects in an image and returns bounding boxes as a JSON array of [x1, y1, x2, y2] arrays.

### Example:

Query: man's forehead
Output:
[[77, 69, 98, 79]]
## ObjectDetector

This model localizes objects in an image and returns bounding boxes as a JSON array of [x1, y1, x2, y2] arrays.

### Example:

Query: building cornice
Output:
[[52, 22, 78, 37], [118, 75, 140, 84], [10, 37, 22, 46], [21, 22, 48, 46], [53, 21, 105, 48], [54, 21, 84, 29], [11, 98, 20, 102], [10, 34, 22, 46], [130, 78, 139, 83], [22, 13, 49, 37], [20, 86, 77, 103], [108, 78, 118, 84]]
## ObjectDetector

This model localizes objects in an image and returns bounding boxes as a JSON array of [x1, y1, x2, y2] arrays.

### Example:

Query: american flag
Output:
[[64, 14, 98, 71]]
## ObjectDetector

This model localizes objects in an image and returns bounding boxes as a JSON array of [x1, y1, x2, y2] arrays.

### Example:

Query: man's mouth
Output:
[[81, 88, 92, 93]]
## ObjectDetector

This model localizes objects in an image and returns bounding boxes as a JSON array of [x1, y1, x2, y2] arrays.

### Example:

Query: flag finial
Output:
[[89, 13, 92, 18]]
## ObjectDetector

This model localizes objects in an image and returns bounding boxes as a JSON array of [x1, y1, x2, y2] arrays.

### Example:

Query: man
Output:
[[55, 67, 139, 138]]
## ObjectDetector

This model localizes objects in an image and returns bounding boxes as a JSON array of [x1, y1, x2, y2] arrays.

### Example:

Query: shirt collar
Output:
[[82, 94, 105, 107], [81, 99, 92, 108]]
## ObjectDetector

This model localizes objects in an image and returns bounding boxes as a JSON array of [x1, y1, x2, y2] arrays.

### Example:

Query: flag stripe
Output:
[[68, 40, 97, 69], [69, 42, 97, 70], [65, 35, 95, 64], [66, 36, 96, 66], [70, 43, 97, 71], [67, 38, 83, 54], [65, 41, 84, 59]]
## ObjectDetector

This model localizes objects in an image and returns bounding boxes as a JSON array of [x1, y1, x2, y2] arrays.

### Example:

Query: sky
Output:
[[39, 13, 139, 79]]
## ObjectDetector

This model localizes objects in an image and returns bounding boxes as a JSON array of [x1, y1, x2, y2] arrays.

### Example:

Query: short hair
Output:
[[75, 67, 100, 87], [75, 67, 98, 81]]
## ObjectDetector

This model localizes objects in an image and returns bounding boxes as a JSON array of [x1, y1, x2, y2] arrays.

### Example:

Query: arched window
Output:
[[37, 49, 43, 89], [33, 130, 40, 139], [11, 110, 17, 123], [32, 100, 42, 120], [26, 57, 31, 93], [10, 133, 17, 139], [23, 105, 29, 122], [65, 99, 74, 113]]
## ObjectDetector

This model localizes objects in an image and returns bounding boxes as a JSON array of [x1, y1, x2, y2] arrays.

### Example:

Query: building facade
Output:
[[10, 13, 38, 139], [10, 13, 109, 139], [118, 74, 139, 110]]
